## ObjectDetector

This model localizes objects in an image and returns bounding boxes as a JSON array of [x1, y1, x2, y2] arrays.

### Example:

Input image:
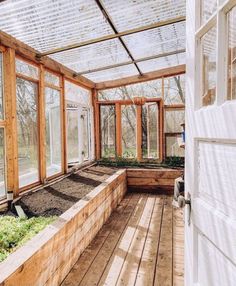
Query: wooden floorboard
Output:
[[61, 192, 184, 286]]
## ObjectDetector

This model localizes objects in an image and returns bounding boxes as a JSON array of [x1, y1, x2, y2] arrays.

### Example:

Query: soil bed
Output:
[[14, 165, 116, 217]]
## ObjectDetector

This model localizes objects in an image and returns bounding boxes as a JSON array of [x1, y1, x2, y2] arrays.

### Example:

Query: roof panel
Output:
[[50, 39, 131, 73], [102, 0, 186, 31], [85, 64, 139, 82], [137, 52, 185, 73], [122, 22, 185, 58], [0, 0, 114, 52]]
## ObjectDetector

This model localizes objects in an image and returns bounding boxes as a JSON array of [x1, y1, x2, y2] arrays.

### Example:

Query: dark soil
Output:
[[13, 165, 116, 217]]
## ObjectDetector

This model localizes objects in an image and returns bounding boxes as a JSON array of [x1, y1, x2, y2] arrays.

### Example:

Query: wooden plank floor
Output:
[[61, 192, 184, 286]]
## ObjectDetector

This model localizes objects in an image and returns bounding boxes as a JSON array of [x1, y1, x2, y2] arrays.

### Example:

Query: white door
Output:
[[186, 1, 236, 285]]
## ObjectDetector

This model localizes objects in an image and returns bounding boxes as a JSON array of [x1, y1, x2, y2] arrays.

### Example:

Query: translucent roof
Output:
[[0, 0, 186, 83]]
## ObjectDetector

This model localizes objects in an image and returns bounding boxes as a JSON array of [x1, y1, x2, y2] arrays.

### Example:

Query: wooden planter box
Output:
[[127, 168, 183, 193], [0, 169, 127, 286]]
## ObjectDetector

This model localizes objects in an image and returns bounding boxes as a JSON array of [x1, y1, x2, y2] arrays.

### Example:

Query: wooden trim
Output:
[[39, 16, 186, 57], [136, 105, 142, 162], [95, 65, 186, 90], [61, 75, 67, 173], [159, 99, 164, 162], [16, 73, 39, 83], [44, 82, 61, 91], [93, 90, 101, 160], [115, 103, 122, 157], [0, 30, 95, 89], [4, 48, 19, 196], [164, 104, 185, 110], [97, 98, 162, 105], [39, 64, 46, 182]]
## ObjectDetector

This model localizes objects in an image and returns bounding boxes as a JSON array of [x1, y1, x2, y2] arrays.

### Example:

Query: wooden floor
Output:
[[61, 192, 184, 286]]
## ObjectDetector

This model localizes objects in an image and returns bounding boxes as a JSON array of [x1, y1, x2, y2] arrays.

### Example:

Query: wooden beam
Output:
[[76, 49, 186, 76], [38, 65, 46, 182], [39, 16, 186, 57], [61, 75, 67, 174], [4, 48, 19, 196], [159, 100, 164, 162], [95, 65, 186, 90], [0, 30, 95, 89], [115, 103, 122, 157], [136, 105, 142, 162], [93, 90, 101, 160]]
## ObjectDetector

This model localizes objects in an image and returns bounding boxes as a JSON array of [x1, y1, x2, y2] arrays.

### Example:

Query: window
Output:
[[45, 87, 62, 177], [16, 58, 39, 79], [121, 105, 136, 158], [81, 108, 90, 160], [201, 0, 217, 25], [16, 77, 39, 188], [164, 74, 185, 105], [228, 7, 236, 100], [100, 105, 116, 158], [142, 103, 159, 159], [201, 26, 217, 106], [67, 106, 79, 165]]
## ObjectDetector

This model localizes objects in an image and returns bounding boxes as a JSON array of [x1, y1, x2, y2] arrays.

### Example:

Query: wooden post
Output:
[[4, 48, 19, 196], [115, 103, 122, 157], [136, 105, 142, 162], [61, 75, 67, 173], [38, 64, 46, 182], [93, 89, 101, 160], [159, 100, 164, 162]]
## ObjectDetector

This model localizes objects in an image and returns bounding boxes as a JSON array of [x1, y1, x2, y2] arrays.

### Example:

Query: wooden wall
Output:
[[127, 168, 183, 193], [0, 169, 127, 286]]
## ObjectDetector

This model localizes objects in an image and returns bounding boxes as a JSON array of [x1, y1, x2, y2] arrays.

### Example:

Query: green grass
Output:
[[0, 216, 56, 262]]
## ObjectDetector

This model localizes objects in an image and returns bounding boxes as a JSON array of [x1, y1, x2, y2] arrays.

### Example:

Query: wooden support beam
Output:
[[93, 90, 101, 160], [115, 103, 122, 157], [0, 30, 95, 89], [136, 105, 142, 162], [39, 16, 186, 57], [4, 48, 19, 196], [38, 65, 46, 182], [95, 65, 186, 90], [61, 75, 67, 174], [159, 100, 164, 162]]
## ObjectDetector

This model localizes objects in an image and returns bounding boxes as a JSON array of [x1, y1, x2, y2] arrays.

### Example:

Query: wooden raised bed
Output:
[[0, 169, 127, 286], [127, 168, 183, 193]]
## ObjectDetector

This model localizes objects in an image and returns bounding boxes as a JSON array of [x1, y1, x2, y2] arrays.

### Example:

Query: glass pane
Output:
[[0, 53, 4, 119], [100, 105, 116, 158], [0, 129, 6, 198], [165, 109, 185, 133], [16, 59, 39, 79], [16, 78, 39, 188], [67, 108, 79, 165], [98, 79, 162, 101], [122, 105, 136, 158], [142, 103, 159, 159], [166, 135, 185, 157], [45, 71, 60, 87], [81, 109, 89, 160], [45, 87, 62, 177], [164, 74, 185, 105], [201, 0, 217, 25], [228, 7, 236, 100], [201, 26, 217, 106], [65, 80, 91, 106]]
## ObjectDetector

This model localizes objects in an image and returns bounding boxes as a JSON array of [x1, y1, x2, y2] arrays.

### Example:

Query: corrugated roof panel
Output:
[[122, 22, 185, 58], [137, 52, 185, 73], [102, 0, 186, 31], [85, 64, 139, 82], [0, 0, 113, 52], [50, 39, 131, 73]]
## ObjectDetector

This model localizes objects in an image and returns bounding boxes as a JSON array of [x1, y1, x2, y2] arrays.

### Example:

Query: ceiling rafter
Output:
[[37, 16, 186, 58], [94, 0, 142, 75], [75, 49, 186, 76]]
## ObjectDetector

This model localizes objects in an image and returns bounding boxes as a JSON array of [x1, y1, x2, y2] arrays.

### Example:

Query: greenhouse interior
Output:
[[0, 1, 235, 286]]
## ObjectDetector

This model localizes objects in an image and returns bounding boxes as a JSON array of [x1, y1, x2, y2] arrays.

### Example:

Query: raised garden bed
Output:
[[0, 167, 127, 286]]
